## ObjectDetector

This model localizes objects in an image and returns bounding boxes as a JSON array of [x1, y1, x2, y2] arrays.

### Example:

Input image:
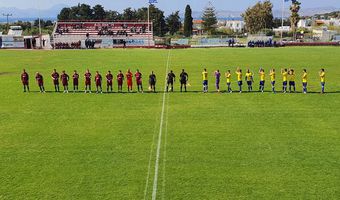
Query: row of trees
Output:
[[1, 1, 302, 37], [57, 3, 221, 37], [58, 1, 301, 37], [58, 3, 194, 37]]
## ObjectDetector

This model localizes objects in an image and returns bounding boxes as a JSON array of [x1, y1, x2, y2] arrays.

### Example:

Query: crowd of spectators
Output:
[[56, 23, 148, 37], [130, 25, 147, 34], [56, 24, 84, 34], [248, 39, 278, 48], [53, 41, 81, 49], [85, 39, 96, 49], [98, 26, 115, 36], [55, 28, 69, 35], [228, 39, 236, 47]]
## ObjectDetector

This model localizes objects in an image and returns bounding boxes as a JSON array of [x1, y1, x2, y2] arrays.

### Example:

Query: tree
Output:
[[136, 7, 148, 20], [242, 1, 274, 34], [122, 7, 137, 20], [132, 5, 167, 36], [202, 2, 217, 34], [166, 11, 181, 35], [45, 20, 53, 27], [93, 4, 106, 20], [33, 19, 54, 28], [68, 5, 79, 19], [58, 7, 72, 20], [78, 4, 93, 20], [105, 10, 122, 20], [183, 5, 193, 37], [149, 5, 167, 36], [290, 0, 301, 40]]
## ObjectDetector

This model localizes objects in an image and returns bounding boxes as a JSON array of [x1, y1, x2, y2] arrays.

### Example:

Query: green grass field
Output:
[[1, 47, 340, 199]]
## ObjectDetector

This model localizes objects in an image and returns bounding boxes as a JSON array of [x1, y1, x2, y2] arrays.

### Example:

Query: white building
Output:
[[273, 26, 291, 33], [298, 19, 312, 28], [325, 18, 340, 27], [7, 26, 23, 36], [333, 35, 340, 41], [313, 29, 337, 41], [217, 20, 245, 32], [314, 18, 340, 27]]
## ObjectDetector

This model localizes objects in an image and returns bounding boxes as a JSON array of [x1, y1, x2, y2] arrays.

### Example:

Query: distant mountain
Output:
[[0, 4, 66, 22], [189, 7, 340, 20], [189, 10, 243, 20], [0, 4, 339, 22], [274, 6, 340, 18]]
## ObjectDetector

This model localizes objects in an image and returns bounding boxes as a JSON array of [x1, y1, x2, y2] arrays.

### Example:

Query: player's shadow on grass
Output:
[[25, 90, 340, 94]]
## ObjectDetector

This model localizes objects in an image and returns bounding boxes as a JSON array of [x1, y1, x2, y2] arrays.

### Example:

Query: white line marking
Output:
[[161, 94, 170, 200], [152, 50, 171, 200], [143, 96, 163, 200], [144, 51, 171, 200]]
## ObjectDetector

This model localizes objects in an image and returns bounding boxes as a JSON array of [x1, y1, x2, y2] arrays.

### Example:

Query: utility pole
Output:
[[37, 0, 43, 49], [2, 13, 13, 33], [147, 0, 157, 48], [280, 0, 285, 43]]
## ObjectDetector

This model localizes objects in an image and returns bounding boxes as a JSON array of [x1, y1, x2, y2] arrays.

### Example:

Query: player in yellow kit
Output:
[[288, 69, 296, 93], [259, 68, 265, 93], [202, 68, 208, 93], [319, 68, 326, 94], [225, 70, 232, 93], [302, 69, 308, 94], [269, 69, 276, 93], [236, 68, 243, 93], [281, 68, 288, 93], [245, 69, 254, 92]]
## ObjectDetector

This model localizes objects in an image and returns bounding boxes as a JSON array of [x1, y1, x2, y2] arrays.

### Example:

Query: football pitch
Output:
[[1, 47, 340, 199]]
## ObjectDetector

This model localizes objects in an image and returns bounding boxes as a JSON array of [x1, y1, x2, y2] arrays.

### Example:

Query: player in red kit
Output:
[[106, 70, 113, 93], [117, 70, 124, 92], [21, 69, 30, 92], [72, 70, 79, 92], [60, 70, 70, 93], [84, 69, 92, 93], [95, 71, 103, 94], [35, 72, 45, 93], [135, 69, 143, 93], [51, 69, 60, 92], [126, 69, 133, 92]]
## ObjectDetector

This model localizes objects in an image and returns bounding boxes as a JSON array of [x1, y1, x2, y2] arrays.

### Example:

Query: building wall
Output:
[[217, 20, 245, 32]]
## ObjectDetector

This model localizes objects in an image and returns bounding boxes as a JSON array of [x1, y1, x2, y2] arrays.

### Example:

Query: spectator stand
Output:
[[52, 20, 155, 49]]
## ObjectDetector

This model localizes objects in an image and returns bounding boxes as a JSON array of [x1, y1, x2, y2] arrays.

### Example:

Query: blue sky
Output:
[[1, 0, 340, 12]]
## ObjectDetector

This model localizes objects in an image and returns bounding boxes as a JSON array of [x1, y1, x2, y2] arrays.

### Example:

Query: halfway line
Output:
[[152, 50, 171, 200]]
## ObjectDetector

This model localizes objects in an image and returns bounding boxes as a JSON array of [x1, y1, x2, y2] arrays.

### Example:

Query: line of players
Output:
[[20, 67, 326, 94], [203, 68, 326, 94], [20, 69, 189, 93]]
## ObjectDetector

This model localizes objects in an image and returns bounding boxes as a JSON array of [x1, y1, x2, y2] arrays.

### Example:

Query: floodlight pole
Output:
[[148, 3, 150, 48], [2, 13, 13, 33]]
